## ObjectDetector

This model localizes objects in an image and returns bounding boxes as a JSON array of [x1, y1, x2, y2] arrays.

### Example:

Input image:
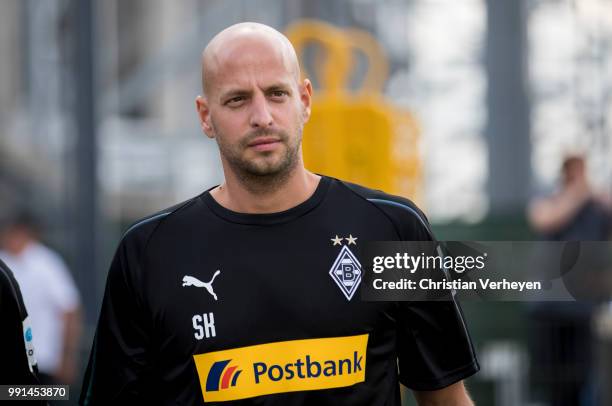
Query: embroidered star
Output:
[[331, 235, 343, 246], [346, 234, 357, 245]]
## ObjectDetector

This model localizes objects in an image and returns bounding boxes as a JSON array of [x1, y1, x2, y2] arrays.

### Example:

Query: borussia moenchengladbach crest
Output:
[[329, 244, 362, 300]]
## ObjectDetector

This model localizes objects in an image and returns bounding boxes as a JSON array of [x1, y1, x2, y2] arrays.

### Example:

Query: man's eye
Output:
[[226, 96, 245, 106], [270, 91, 287, 98]]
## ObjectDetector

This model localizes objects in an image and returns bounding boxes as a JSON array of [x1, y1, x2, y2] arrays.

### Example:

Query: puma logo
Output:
[[182, 270, 221, 300]]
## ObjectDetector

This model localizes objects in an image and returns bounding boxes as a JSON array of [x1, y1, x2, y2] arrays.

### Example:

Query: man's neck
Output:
[[210, 168, 321, 214]]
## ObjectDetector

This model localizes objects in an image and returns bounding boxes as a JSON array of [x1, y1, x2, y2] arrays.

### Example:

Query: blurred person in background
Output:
[[527, 154, 612, 406], [529, 155, 612, 240], [0, 212, 82, 388]]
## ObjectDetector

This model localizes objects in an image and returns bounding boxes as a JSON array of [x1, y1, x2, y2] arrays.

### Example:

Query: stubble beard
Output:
[[213, 120, 304, 194]]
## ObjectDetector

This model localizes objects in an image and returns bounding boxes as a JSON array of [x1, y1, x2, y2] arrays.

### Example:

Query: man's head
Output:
[[561, 155, 586, 186], [0, 211, 40, 255], [195, 22, 312, 186]]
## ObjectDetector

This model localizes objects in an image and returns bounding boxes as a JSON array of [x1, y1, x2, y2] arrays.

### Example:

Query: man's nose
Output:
[[249, 94, 273, 128]]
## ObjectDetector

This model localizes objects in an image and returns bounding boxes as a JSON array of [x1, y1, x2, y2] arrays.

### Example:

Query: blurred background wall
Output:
[[1, 0, 611, 404]]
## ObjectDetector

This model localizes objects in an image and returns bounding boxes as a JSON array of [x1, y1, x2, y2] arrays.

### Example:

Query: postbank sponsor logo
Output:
[[205, 360, 242, 391], [193, 334, 368, 402]]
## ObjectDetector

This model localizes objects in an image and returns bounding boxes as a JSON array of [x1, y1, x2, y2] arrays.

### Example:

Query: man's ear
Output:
[[300, 79, 313, 123], [195, 95, 215, 138]]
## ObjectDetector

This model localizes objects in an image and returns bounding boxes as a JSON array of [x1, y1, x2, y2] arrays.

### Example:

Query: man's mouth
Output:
[[247, 137, 282, 151]]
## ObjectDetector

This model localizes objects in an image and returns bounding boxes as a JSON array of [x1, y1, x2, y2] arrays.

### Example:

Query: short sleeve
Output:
[[80, 236, 153, 405], [365, 192, 480, 389], [396, 300, 479, 390]]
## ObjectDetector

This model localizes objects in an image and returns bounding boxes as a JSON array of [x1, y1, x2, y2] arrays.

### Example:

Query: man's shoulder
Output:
[[0, 259, 24, 313], [333, 178, 429, 222], [25, 242, 67, 270], [0, 259, 15, 293], [336, 178, 420, 208], [330, 177, 433, 240], [121, 194, 204, 243]]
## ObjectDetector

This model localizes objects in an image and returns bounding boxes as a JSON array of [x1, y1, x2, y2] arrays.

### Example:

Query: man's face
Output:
[[0, 226, 31, 255], [197, 36, 312, 179], [562, 157, 586, 185]]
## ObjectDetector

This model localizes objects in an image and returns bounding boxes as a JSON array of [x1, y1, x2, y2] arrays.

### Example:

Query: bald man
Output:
[[197, 22, 316, 209], [80, 23, 478, 405]]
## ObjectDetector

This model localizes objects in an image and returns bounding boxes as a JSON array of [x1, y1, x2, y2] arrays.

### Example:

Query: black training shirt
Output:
[[80, 176, 478, 405], [0, 259, 44, 395]]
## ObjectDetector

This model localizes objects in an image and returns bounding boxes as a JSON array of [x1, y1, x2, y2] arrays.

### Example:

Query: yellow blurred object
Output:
[[285, 20, 422, 202]]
